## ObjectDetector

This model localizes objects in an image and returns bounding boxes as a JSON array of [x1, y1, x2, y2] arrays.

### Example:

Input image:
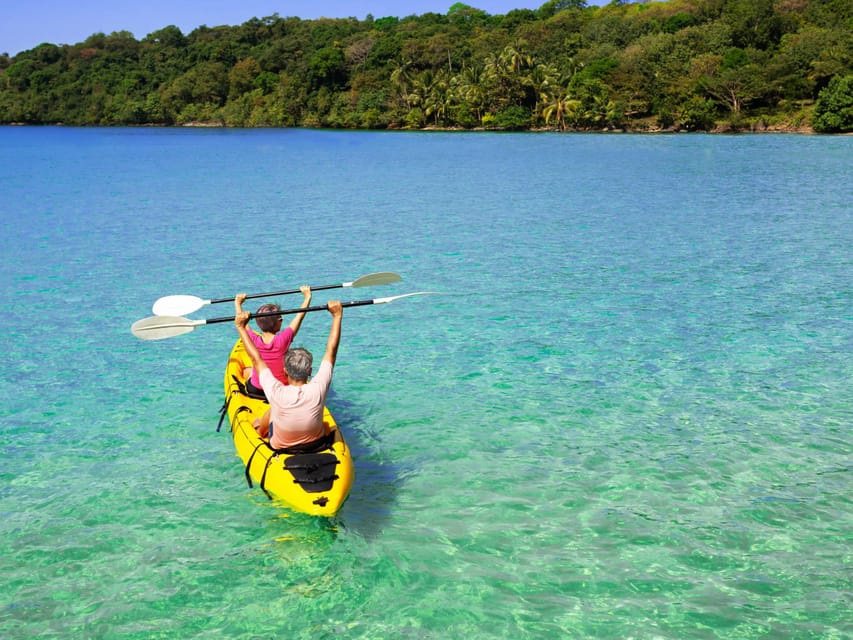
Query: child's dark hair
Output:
[[255, 303, 281, 332]]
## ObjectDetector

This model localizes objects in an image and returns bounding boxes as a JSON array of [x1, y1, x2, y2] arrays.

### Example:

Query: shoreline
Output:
[[172, 119, 824, 134], [188, 122, 824, 134], [2, 121, 827, 134]]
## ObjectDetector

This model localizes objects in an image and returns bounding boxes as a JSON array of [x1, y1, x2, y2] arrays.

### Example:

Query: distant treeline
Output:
[[2, 0, 852, 132]]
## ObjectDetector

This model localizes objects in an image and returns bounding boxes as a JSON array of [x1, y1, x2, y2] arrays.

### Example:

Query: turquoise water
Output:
[[1, 127, 850, 639]]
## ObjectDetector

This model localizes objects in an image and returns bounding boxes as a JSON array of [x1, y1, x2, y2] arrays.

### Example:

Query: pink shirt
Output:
[[246, 327, 294, 386], [260, 360, 334, 448]]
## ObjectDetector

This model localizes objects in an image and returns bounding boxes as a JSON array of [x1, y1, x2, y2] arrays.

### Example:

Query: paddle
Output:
[[151, 271, 402, 316], [132, 292, 438, 340]]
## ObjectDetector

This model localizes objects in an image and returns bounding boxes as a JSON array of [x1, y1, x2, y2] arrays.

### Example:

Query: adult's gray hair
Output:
[[285, 347, 313, 382]]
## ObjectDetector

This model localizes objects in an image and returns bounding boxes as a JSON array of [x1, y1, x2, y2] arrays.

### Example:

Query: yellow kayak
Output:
[[220, 339, 354, 516]]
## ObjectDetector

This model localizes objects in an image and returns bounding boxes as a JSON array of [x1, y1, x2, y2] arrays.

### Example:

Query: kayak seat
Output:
[[232, 374, 268, 402], [274, 431, 335, 455]]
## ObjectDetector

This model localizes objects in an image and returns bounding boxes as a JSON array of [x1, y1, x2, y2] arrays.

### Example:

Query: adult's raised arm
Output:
[[323, 300, 343, 367], [287, 286, 313, 336], [234, 300, 269, 376]]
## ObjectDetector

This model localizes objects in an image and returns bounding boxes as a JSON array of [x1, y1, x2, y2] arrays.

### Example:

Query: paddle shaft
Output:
[[209, 282, 350, 305], [207, 299, 377, 325]]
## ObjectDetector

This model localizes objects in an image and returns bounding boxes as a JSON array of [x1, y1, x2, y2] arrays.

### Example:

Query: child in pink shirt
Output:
[[234, 286, 312, 397]]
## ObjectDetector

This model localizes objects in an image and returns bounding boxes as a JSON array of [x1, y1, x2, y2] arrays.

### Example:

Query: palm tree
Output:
[[408, 69, 452, 126], [484, 44, 536, 112], [407, 69, 432, 110], [525, 63, 560, 125], [586, 93, 623, 128], [501, 42, 533, 75], [451, 63, 487, 125], [542, 85, 581, 131], [391, 57, 415, 109], [423, 69, 451, 126], [483, 51, 504, 80]]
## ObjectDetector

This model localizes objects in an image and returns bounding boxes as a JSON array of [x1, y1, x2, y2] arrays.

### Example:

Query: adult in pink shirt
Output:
[[234, 286, 312, 396], [235, 298, 343, 449]]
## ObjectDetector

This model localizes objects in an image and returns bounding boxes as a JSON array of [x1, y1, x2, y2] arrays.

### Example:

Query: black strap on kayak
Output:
[[258, 454, 275, 500], [236, 414, 275, 500], [231, 374, 249, 397], [216, 394, 232, 432], [221, 404, 251, 436], [244, 436, 270, 489], [218, 376, 257, 433]]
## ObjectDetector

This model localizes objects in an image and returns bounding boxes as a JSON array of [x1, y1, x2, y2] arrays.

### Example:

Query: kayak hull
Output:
[[222, 339, 353, 516]]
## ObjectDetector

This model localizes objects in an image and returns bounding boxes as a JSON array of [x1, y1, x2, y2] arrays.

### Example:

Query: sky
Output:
[[2, 0, 608, 57]]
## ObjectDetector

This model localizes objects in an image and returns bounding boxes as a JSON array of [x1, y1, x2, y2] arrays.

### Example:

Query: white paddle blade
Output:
[[152, 295, 209, 316], [347, 271, 402, 288], [373, 291, 441, 304], [131, 316, 204, 340]]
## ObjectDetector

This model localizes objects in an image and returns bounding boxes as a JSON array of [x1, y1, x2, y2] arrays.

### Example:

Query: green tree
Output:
[[723, 0, 785, 50], [423, 69, 452, 125], [408, 68, 452, 125], [160, 61, 228, 120], [812, 74, 853, 132], [309, 46, 347, 88], [390, 57, 415, 110], [492, 105, 530, 130], [568, 75, 615, 127], [679, 96, 718, 131], [450, 63, 488, 126], [482, 43, 534, 112], [694, 51, 767, 115], [541, 85, 581, 130], [254, 71, 278, 94], [145, 25, 186, 48], [228, 57, 261, 98], [525, 62, 559, 124], [538, 1, 588, 20]]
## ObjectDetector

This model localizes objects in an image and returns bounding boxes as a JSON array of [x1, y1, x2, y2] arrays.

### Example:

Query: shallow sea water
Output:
[[0, 127, 850, 638]]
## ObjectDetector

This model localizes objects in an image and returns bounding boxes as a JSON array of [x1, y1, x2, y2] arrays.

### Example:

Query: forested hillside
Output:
[[2, 0, 852, 132]]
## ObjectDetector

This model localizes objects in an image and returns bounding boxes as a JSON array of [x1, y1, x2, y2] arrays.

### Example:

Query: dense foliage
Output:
[[2, 0, 852, 131]]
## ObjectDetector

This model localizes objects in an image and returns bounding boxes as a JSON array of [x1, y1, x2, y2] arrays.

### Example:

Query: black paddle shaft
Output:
[[208, 282, 347, 305], [206, 299, 377, 325]]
